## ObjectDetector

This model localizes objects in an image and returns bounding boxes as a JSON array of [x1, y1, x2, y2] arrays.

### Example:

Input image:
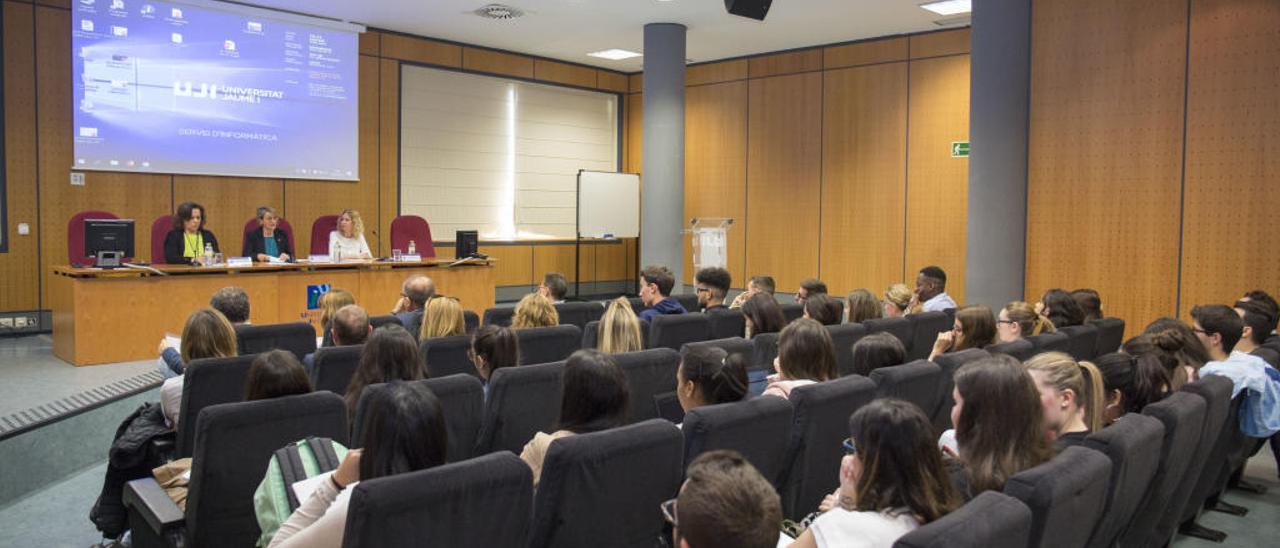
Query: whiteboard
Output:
[[577, 170, 640, 238]]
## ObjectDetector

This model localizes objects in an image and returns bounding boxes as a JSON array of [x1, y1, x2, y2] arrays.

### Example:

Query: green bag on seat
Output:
[[252, 437, 348, 547]]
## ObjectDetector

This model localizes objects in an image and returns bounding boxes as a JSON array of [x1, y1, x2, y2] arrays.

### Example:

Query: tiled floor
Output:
[[0, 335, 156, 419]]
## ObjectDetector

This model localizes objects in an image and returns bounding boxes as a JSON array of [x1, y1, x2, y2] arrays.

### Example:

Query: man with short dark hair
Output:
[[391, 275, 435, 335], [794, 278, 828, 304], [638, 265, 686, 321], [729, 275, 776, 309], [1192, 304, 1279, 437], [305, 304, 372, 372], [694, 267, 732, 312], [539, 272, 569, 304], [915, 266, 957, 312], [210, 286, 250, 325], [1236, 300, 1279, 367], [666, 450, 782, 548], [1240, 289, 1280, 345]]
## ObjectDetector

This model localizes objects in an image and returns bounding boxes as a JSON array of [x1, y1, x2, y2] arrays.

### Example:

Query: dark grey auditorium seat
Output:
[[868, 359, 942, 419], [612, 348, 681, 424], [554, 301, 605, 329], [648, 314, 712, 351], [778, 375, 877, 520], [530, 420, 683, 548], [826, 323, 868, 377], [175, 354, 258, 458], [1025, 332, 1070, 356], [1082, 413, 1165, 548], [929, 348, 990, 432], [368, 314, 403, 330], [1120, 391, 1206, 548], [310, 345, 363, 395], [516, 324, 582, 365], [581, 319, 650, 349], [420, 335, 476, 379], [351, 375, 484, 463], [234, 322, 316, 362], [706, 308, 747, 339], [682, 337, 753, 360], [475, 361, 564, 455], [1057, 324, 1100, 361], [1003, 445, 1113, 548], [1173, 376, 1241, 542], [893, 491, 1032, 548], [481, 306, 515, 327], [342, 452, 532, 548], [1091, 317, 1125, 356], [682, 395, 793, 486], [906, 311, 952, 361], [986, 338, 1035, 362], [862, 316, 914, 348], [779, 303, 805, 323]]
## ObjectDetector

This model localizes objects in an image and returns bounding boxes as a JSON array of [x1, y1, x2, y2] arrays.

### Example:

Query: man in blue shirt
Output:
[[638, 265, 687, 321], [1191, 304, 1279, 438], [915, 266, 957, 312]]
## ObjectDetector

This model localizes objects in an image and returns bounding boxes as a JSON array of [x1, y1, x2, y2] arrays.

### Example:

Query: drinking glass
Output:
[[392, 249, 403, 262]]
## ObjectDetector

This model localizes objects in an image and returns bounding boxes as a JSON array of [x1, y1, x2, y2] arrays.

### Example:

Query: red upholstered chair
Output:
[[151, 215, 174, 264], [389, 215, 436, 258], [310, 215, 339, 256], [67, 210, 118, 266], [241, 217, 295, 257]]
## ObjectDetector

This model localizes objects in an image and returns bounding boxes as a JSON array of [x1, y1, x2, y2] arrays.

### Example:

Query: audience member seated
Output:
[[319, 288, 356, 348], [1240, 290, 1280, 331], [163, 201, 220, 266], [419, 296, 466, 339], [269, 381, 447, 548], [995, 301, 1054, 344], [242, 206, 293, 262], [1071, 288, 1103, 323], [512, 292, 560, 328], [328, 208, 372, 260], [676, 346, 749, 414], [1132, 321, 1207, 389], [695, 267, 732, 312], [764, 319, 837, 399], [159, 308, 239, 426], [539, 272, 569, 304], [795, 278, 829, 304], [851, 333, 907, 377], [944, 355, 1052, 500], [1036, 288, 1084, 329], [844, 288, 882, 324], [803, 294, 843, 326], [471, 325, 519, 397], [1094, 352, 1169, 425], [244, 350, 313, 400], [668, 450, 782, 548], [1023, 352, 1104, 450], [210, 286, 251, 325], [638, 265, 688, 321], [915, 266, 957, 312], [928, 305, 995, 361], [305, 304, 371, 372], [730, 275, 776, 309], [598, 296, 644, 354], [520, 350, 630, 486], [1191, 304, 1280, 435], [1235, 299, 1279, 366], [390, 275, 435, 336], [343, 325, 425, 421], [787, 399, 958, 548], [883, 283, 920, 317], [742, 292, 786, 339]]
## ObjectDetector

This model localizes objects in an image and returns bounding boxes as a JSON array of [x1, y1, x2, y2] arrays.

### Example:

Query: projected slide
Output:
[[72, 0, 359, 180]]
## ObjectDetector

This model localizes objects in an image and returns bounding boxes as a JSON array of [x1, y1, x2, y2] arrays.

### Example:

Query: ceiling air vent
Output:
[[474, 4, 525, 20], [933, 15, 972, 27]]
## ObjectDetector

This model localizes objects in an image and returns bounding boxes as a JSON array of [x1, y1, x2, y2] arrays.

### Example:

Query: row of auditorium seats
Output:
[[68, 210, 439, 265], [122, 340, 1252, 548]]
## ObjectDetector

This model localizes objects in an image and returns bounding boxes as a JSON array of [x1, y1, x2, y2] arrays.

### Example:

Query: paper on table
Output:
[[266, 255, 287, 264], [291, 472, 331, 504], [164, 333, 182, 349]]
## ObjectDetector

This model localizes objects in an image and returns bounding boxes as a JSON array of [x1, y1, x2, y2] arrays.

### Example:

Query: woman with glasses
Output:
[[927, 305, 996, 361], [785, 399, 958, 547], [995, 301, 1055, 343]]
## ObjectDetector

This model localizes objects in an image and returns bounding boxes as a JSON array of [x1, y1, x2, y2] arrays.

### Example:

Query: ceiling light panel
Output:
[[919, 0, 971, 16]]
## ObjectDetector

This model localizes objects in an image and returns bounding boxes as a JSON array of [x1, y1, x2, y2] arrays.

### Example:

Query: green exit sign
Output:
[[951, 141, 970, 158]]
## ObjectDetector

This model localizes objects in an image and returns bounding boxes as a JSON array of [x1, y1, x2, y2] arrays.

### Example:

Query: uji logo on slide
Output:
[[307, 284, 333, 310]]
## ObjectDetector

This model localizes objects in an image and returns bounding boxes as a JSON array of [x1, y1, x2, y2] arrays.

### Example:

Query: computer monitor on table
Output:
[[456, 230, 479, 259], [85, 219, 134, 268]]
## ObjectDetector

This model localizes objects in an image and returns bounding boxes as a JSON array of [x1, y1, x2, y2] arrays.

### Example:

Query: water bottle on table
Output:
[[203, 243, 214, 266], [407, 240, 416, 258]]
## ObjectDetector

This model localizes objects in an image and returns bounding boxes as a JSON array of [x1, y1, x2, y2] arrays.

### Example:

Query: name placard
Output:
[[400, 254, 422, 262], [309, 255, 332, 263], [227, 257, 253, 268]]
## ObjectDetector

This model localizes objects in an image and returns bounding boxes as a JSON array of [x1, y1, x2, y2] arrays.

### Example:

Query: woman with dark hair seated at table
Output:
[[163, 201, 219, 265], [242, 206, 293, 262]]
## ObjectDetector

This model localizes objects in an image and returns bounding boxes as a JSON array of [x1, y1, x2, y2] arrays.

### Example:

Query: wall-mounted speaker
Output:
[[725, 0, 772, 21]]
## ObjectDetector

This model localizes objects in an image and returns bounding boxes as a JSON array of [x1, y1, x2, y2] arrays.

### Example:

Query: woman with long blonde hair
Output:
[[160, 308, 238, 425], [420, 296, 467, 339], [328, 209, 372, 260], [1023, 352, 1105, 449], [883, 284, 920, 317], [598, 297, 643, 354], [319, 289, 356, 348], [512, 293, 559, 329]]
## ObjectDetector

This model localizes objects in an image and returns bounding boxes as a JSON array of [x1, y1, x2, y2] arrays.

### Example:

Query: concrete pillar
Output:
[[641, 23, 687, 289]]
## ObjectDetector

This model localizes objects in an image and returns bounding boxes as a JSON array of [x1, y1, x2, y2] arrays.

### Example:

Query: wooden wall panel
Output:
[[533, 244, 581, 282], [377, 57, 399, 256], [625, 94, 643, 174], [1179, 0, 1280, 312], [745, 73, 822, 292], [172, 177, 284, 256], [748, 49, 823, 79], [284, 55, 382, 258], [358, 31, 381, 56], [824, 37, 908, 69], [820, 62, 908, 296], [629, 74, 643, 94], [0, 1, 39, 311], [534, 60, 596, 88], [909, 28, 971, 58], [684, 81, 748, 286], [478, 244, 534, 286], [380, 33, 461, 67], [905, 55, 970, 305], [462, 47, 535, 79], [687, 60, 748, 86], [597, 71, 629, 93], [1027, 0, 1186, 335], [594, 241, 627, 281]]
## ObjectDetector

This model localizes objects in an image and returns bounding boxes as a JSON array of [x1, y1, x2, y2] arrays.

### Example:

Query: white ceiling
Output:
[[242, 0, 960, 72]]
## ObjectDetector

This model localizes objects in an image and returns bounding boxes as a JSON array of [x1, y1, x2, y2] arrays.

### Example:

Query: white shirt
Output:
[[160, 376, 184, 426], [328, 231, 371, 259], [1201, 351, 1271, 398], [922, 292, 957, 312], [809, 507, 920, 548], [270, 471, 355, 548]]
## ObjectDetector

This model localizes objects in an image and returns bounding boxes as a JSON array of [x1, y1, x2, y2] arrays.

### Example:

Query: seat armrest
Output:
[[123, 477, 185, 534]]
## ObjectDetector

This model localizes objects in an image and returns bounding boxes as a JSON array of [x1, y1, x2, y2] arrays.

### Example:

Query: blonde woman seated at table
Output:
[[328, 209, 372, 261]]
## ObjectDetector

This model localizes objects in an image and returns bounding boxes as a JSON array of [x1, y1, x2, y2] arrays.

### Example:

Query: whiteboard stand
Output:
[[687, 218, 734, 274], [576, 170, 641, 299]]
